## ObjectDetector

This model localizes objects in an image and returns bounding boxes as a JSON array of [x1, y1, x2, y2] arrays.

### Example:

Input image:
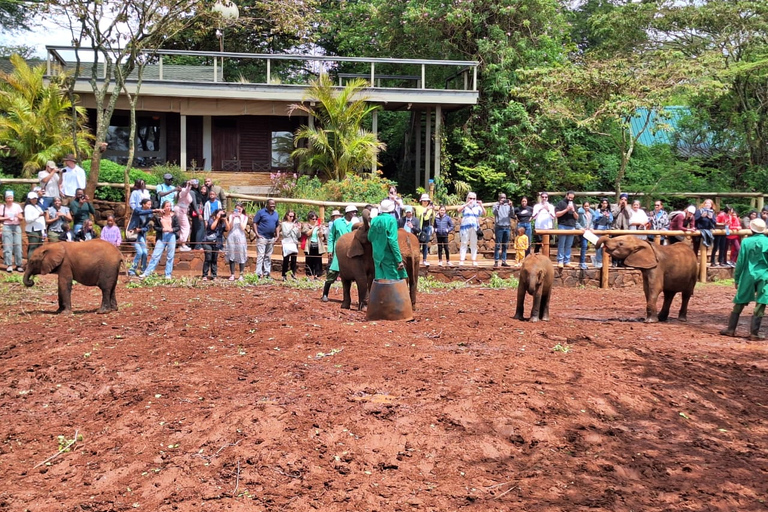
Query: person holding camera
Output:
[[415, 193, 435, 266], [459, 192, 485, 266], [126, 198, 157, 276], [46, 197, 72, 243], [202, 208, 229, 280], [69, 188, 95, 236], [492, 192, 513, 268], [175, 180, 195, 251], [38, 161, 61, 210], [280, 210, 301, 280], [226, 203, 249, 280], [59, 154, 86, 205], [554, 191, 578, 268]]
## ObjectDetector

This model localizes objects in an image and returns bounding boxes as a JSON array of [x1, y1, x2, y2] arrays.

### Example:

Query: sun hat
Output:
[[686, 205, 696, 214], [345, 204, 358, 213], [330, 209, 342, 217], [380, 199, 395, 213], [750, 218, 766, 234], [27, 192, 37, 200], [163, 173, 173, 180], [420, 193, 430, 202], [5, 190, 13, 198], [62, 154, 76, 162]]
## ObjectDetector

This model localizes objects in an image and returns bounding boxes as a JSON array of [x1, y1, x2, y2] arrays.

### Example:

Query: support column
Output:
[[180, 115, 187, 172], [203, 116, 212, 171], [425, 108, 431, 191], [434, 105, 441, 181], [414, 112, 422, 191], [371, 109, 378, 174]]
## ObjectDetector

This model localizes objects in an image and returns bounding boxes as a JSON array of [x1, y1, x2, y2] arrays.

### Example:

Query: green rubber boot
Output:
[[749, 316, 765, 341], [720, 312, 741, 337]]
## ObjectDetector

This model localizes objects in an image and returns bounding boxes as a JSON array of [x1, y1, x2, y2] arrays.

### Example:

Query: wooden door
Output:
[[212, 117, 239, 170]]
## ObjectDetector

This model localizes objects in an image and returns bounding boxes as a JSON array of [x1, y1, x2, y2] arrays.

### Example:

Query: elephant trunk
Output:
[[23, 268, 35, 287], [595, 235, 610, 250]]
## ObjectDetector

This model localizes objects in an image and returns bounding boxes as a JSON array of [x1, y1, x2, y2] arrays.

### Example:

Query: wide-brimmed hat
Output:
[[380, 199, 396, 213], [420, 193, 430, 202], [62, 154, 76, 162], [330, 209, 342, 217], [345, 204, 358, 213], [750, 218, 766, 234]]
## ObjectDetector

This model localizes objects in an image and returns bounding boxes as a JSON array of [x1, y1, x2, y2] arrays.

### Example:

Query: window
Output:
[[105, 116, 162, 152], [271, 131, 294, 168]]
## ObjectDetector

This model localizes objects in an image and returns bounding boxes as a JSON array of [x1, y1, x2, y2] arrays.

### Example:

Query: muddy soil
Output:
[[1, 277, 767, 511]]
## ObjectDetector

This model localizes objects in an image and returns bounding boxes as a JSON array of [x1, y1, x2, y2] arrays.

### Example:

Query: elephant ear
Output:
[[40, 243, 66, 274], [347, 231, 368, 258], [624, 242, 659, 270]]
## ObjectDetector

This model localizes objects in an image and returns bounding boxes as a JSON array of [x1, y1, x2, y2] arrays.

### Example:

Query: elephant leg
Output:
[[341, 279, 352, 309], [658, 292, 675, 322], [540, 290, 551, 322], [97, 285, 112, 314], [530, 283, 543, 322], [678, 291, 692, 322], [513, 282, 527, 320], [57, 276, 73, 314], [355, 277, 367, 311], [643, 276, 661, 323], [409, 260, 418, 309]]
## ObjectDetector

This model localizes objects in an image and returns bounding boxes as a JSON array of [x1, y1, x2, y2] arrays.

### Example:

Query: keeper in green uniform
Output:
[[721, 218, 768, 340], [321, 204, 359, 302], [368, 199, 407, 280]]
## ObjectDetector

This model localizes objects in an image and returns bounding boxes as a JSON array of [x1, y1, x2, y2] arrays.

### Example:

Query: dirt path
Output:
[[1, 277, 766, 511]]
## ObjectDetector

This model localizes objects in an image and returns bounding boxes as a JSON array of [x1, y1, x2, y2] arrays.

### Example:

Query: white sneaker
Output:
[[6, 267, 12, 273], [472, 261, 478, 267], [179, 245, 191, 252], [423, 260, 430, 267], [458, 261, 464, 266], [447, 262, 454, 267], [438, 261, 444, 267]]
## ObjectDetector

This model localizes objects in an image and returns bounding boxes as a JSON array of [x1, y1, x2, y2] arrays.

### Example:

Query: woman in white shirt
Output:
[[129, 179, 151, 211], [24, 192, 47, 259], [226, 203, 249, 280], [628, 200, 650, 240], [280, 210, 301, 280]]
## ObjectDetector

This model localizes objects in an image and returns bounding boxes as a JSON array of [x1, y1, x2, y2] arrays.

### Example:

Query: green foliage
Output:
[[81, 159, 154, 202], [482, 273, 519, 289], [417, 274, 468, 294], [0, 170, 30, 201], [148, 163, 192, 187], [0, 55, 93, 176], [289, 74, 386, 181]]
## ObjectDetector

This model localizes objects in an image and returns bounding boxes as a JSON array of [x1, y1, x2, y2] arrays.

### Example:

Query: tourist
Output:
[[38, 160, 61, 210], [387, 185, 404, 219], [99, 215, 122, 248], [253, 199, 280, 278], [721, 218, 768, 340], [693, 199, 716, 257], [59, 154, 86, 205], [1, 191, 24, 271], [628, 200, 650, 240], [175, 180, 195, 251], [155, 173, 179, 209], [226, 203, 249, 281], [492, 192, 513, 268], [649, 200, 670, 244], [726, 207, 742, 267], [434, 205, 454, 267], [531, 192, 555, 254], [23, 192, 46, 259], [45, 197, 71, 242], [415, 193, 435, 267], [127, 198, 155, 276], [577, 200, 595, 270], [204, 176, 227, 209], [712, 206, 730, 267], [280, 210, 301, 281], [397, 206, 420, 236], [70, 188, 95, 235], [74, 219, 97, 241], [514, 226, 529, 266], [302, 211, 325, 279], [554, 191, 578, 268], [459, 191, 485, 266], [202, 208, 229, 280], [140, 200, 180, 279], [515, 196, 533, 256], [203, 188, 222, 222], [129, 179, 151, 211]]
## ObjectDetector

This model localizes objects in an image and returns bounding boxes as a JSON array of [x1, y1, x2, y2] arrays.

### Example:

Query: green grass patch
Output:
[[481, 273, 519, 289], [418, 274, 469, 294]]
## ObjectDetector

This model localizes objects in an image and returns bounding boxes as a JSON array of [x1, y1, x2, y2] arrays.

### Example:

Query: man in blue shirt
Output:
[[253, 199, 280, 278], [155, 173, 179, 209]]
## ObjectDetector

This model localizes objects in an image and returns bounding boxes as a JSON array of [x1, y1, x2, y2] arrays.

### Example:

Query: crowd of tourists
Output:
[[1, 168, 757, 279]]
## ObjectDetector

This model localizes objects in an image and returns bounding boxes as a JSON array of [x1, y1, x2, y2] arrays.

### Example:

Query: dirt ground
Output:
[[1, 275, 767, 512]]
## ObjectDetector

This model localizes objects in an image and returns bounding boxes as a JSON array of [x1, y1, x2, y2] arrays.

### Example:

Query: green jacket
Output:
[[328, 217, 354, 272], [368, 214, 407, 280], [733, 233, 768, 304]]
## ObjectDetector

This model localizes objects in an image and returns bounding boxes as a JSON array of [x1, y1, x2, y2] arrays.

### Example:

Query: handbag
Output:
[[476, 227, 484, 239], [418, 230, 430, 243], [282, 240, 298, 257]]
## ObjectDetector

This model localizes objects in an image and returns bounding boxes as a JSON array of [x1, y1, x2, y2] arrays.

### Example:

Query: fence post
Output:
[[698, 240, 707, 283], [319, 205, 326, 222], [542, 234, 550, 258]]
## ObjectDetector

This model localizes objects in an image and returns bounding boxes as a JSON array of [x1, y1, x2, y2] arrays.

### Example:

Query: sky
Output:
[[0, 17, 72, 59]]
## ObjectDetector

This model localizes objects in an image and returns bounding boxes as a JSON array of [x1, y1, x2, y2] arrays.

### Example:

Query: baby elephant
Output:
[[513, 254, 554, 322]]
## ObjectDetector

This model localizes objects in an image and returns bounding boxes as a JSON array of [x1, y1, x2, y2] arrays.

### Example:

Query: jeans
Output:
[[256, 237, 275, 276], [131, 235, 148, 274], [2, 224, 23, 267], [436, 234, 450, 262], [518, 222, 532, 255], [40, 197, 55, 210], [26, 230, 44, 259], [494, 226, 511, 263], [191, 214, 205, 250], [143, 232, 176, 277], [203, 246, 220, 277], [420, 225, 433, 261], [557, 225, 576, 264]]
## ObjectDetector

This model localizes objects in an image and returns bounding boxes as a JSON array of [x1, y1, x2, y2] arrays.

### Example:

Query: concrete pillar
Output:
[[434, 105, 441, 181], [371, 109, 378, 174], [425, 108, 431, 191], [414, 113, 421, 191], [180, 115, 187, 172], [203, 116, 212, 171]]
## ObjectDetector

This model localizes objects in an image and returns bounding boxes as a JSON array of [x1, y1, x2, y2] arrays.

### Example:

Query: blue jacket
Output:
[[434, 214, 454, 236]]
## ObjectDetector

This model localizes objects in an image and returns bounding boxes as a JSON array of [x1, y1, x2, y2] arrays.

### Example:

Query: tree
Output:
[[43, 0, 210, 197], [0, 54, 92, 176], [516, 50, 703, 197], [0, 0, 37, 30], [288, 74, 385, 181]]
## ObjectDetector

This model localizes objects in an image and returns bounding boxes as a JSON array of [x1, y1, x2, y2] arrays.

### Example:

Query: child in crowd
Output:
[[514, 226, 529, 265]]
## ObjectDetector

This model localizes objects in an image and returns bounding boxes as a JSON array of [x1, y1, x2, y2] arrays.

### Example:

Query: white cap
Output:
[[750, 218, 766, 234], [686, 205, 696, 214], [27, 192, 38, 199], [345, 204, 358, 213], [379, 199, 395, 213]]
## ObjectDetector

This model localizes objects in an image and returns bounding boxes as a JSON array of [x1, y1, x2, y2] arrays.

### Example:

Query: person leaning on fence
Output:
[[226, 203, 249, 281], [693, 199, 716, 257], [253, 199, 280, 279], [648, 199, 669, 244], [712, 206, 730, 267], [434, 205, 454, 266], [577, 200, 595, 270], [321, 204, 358, 302], [721, 218, 768, 340]]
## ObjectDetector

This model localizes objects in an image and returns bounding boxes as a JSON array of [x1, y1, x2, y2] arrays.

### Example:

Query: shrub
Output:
[[0, 171, 31, 201], [82, 159, 154, 202]]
